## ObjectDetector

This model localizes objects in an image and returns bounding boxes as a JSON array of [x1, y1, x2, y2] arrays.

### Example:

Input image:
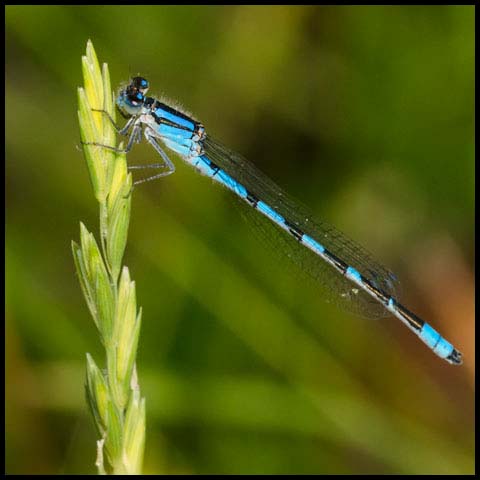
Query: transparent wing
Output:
[[204, 136, 400, 319]]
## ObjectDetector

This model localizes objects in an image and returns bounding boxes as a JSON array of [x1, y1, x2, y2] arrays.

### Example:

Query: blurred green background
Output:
[[5, 5, 474, 475]]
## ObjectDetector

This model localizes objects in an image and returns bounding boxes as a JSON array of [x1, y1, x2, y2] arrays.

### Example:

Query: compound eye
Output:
[[132, 76, 149, 92], [129, 91, 144, 105], [124, 83, 145, 105]]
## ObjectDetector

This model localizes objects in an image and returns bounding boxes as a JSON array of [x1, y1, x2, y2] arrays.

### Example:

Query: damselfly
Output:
[[85, 76, 462, 365]]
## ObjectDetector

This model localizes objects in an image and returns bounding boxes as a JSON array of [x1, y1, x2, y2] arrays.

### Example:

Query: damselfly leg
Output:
[[81, 109, 175, 185]]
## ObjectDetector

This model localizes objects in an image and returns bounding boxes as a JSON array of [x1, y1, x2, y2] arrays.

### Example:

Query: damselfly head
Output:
[[116, 76, 149, 116]]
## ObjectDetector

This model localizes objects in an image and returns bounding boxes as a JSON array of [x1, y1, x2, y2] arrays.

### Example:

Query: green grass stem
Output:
[[72, 40, 145, 475]]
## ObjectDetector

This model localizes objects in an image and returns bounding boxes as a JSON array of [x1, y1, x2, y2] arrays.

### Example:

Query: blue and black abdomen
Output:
[[130, 89, 462, 365]]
